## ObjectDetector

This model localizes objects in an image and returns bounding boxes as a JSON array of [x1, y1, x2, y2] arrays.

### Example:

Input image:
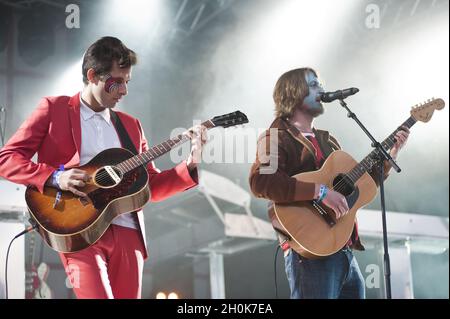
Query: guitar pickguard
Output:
[[345, 187, 360, 209], [88, 171, 140, 210], [332, 173, 360, 209]]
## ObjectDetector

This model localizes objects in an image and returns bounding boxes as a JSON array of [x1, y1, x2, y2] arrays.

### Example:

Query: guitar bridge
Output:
[[312, 200, 336, 227]]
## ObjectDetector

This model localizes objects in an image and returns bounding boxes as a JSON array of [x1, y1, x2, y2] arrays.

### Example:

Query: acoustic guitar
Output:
[[25, 111, 248, 253], [273, 98, 445, 259]]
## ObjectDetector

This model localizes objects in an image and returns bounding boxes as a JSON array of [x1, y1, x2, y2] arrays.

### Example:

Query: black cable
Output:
[[5, 238, 14, 299], [4, 225, 36, 299], [274, 243, 281, 299], [0, 107, 7, 147]]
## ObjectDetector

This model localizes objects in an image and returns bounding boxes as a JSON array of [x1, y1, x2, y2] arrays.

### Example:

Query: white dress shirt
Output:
[[79, 97, 138, 229]]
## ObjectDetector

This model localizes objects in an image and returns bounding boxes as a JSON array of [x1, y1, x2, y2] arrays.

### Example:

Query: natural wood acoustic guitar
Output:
[[272, 98, 445, 258]]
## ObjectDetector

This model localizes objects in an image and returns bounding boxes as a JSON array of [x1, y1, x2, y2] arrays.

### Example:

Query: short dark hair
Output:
[[82, 36, 137, 84]]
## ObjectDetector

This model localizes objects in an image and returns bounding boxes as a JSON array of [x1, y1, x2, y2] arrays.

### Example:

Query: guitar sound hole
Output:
[[332, 174, 355, 196], [94, 166, 122, 188]]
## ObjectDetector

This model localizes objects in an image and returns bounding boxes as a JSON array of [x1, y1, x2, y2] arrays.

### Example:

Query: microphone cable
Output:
[[4, 225, 37, 299]]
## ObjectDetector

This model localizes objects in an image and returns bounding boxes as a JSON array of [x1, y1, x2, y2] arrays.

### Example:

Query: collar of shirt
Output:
[[301, 131, 315, 138], [79, 96, 112, 125]]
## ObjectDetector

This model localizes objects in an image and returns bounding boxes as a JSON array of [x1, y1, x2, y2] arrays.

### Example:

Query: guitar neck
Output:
[[346, 116, 417, 183], [115, 120, 214, 174]]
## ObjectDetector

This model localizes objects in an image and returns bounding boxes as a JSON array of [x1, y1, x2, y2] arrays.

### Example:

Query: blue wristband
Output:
[[318, 184, 328, 203], [52, 165, 65, 189]]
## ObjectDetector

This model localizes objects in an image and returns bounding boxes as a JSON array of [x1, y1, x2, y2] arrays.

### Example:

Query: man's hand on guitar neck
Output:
[[186, 125, 208, 171], [46, 169, 89, 197], [314, 184, 349, 219], [390, 126, 410, 160]]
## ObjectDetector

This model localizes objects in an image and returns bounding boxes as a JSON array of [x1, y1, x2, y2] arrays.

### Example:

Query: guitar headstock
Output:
[[410, 98, 445, 123], [210, 111, 249, 128]]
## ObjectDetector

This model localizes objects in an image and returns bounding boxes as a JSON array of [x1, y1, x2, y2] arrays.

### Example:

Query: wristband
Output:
[[317, 184, 328, 203], [52, 165, 65, 189]]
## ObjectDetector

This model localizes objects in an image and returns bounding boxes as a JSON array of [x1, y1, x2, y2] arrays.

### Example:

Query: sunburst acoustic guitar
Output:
[[25, 111, 248, 253]]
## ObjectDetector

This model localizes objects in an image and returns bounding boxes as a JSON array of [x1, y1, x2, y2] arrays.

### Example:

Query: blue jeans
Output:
[[284, 247, 365, 299]]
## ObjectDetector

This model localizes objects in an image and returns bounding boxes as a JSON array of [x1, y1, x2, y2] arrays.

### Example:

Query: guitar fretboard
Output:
[[345, 116, 417, 183], [115, 120, 214, 174]]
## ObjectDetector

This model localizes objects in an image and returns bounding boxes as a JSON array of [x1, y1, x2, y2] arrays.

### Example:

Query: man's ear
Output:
[[86, 68, 99, 84]]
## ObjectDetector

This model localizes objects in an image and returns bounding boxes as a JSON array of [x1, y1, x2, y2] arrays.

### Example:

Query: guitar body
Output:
[[23, 111, 249, 253], [25, 148, 150, 253], [274, 150, 378, 259]]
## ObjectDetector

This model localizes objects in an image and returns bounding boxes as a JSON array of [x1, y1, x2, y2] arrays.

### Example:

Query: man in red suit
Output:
[[0, 37, 206, 298]]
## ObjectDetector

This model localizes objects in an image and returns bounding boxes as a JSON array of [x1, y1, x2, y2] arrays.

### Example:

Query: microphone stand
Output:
[[338, 98, 401, 299]]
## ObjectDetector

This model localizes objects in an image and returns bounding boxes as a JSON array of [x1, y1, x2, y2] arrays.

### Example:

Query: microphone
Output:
[[319, 88, 359, 103]]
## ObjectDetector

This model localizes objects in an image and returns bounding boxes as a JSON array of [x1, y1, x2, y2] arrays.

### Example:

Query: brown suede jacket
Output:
[[249, 117, 391, 251]]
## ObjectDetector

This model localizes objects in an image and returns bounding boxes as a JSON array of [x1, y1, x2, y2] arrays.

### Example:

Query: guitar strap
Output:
[[110, 110, 138, 155], [109, 111, 142, 221]]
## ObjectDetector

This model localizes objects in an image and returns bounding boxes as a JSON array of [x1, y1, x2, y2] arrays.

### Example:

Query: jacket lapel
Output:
[[313, 128, 335, 157], [283, 121, 317, 160], [275, 119, 334, 163], [66, 93, 82, 167]]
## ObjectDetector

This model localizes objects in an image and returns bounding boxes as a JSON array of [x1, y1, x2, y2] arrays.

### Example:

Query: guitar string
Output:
[[77, 124, 400, 193], [89, 135, 398, 189], [313, 122, 415, 220], [332, 134, 398, 193], [329, 119, 416, 194], [313, 134, 399, 209], [87, 135, 190, 185], [76, 121, 237, 186]]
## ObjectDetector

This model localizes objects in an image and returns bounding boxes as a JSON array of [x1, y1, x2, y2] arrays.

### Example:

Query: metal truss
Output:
[[170, 0, 236, 38], [342, 0, 449, 48], [0, 0, 67, 9]]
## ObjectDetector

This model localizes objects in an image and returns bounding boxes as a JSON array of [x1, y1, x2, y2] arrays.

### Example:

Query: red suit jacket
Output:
[[0, 93, 198, 257]]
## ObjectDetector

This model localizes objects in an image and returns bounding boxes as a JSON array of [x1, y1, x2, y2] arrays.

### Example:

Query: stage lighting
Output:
[[51, 59, 83, 96], [109, 0, 163, 30], [155, 291, 179, 299], [156, 292, 166, 299], [167, 292, 179, 299], [17, 11, 55, 66]]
